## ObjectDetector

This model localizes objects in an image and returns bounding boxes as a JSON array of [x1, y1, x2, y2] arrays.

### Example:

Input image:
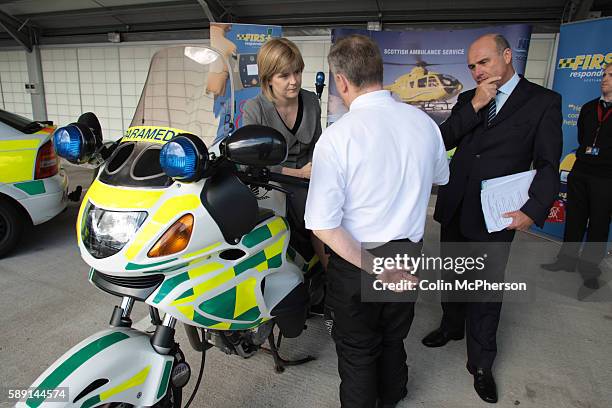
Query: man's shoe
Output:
[[583, 278, 600, 290], [421, 328, 464, 348], [540, 260, 575, 272], [376, 400, 398, 408], [376, 387, 407, 408], [467, 365, 498, 404]]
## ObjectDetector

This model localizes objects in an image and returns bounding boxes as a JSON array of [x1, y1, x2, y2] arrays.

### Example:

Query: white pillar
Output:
[[25, 45, 47, 121]]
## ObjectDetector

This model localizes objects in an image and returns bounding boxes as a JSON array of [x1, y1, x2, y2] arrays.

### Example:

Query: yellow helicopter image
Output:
[[384, 61, 464, 108]]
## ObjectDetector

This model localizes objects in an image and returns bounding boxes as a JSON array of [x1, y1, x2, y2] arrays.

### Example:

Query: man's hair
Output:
[[492, 34, 511, 55], [257, 38, 305, 102], [327, 34, 383, 88]]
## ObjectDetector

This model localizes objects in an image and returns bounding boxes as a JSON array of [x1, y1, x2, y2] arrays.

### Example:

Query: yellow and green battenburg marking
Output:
[[0, 139, 39, 183], [14, 180, 46, 195], [153, 218, 289, 329], [287, 245, 319, 273], [0, 128, 53, 184], [183, 242, 221, 259], [241, 217, 288, 248], [25, 332, 130, 408], [125, 194, 201, 261], [85, 181, 164, 210], [80, 365, 152, 408]]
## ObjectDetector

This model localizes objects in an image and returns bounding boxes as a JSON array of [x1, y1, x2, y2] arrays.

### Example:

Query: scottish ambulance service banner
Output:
[[533, 17, 612, 240], [327, 25, 532, 126]]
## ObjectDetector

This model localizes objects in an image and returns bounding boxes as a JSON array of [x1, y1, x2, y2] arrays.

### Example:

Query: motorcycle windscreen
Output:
[[130, 46, 234, 148]]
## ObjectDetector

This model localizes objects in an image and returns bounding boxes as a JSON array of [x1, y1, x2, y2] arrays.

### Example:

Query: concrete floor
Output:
[[1, 164, 611, 408]]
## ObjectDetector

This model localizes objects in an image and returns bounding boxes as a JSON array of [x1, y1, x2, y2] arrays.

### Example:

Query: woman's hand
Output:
[[299, 162, 312, 179], [280, 162, 312, 179]]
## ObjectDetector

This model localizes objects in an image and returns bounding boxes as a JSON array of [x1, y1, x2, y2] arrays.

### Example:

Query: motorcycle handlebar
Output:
[[268, 172, 310, 188]]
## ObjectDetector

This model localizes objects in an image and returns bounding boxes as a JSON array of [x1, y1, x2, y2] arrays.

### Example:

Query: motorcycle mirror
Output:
[[221, 125, 287, 166], [77, 112, 103, 146]]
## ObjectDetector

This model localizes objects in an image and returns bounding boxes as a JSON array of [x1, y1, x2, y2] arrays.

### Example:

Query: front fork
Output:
[[109, 296, 135, 327], [110, 297, 192, 407], [110, 296, 178, 355]]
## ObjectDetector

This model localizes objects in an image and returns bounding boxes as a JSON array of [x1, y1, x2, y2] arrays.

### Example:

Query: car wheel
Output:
[[0, 199, 25, 258]]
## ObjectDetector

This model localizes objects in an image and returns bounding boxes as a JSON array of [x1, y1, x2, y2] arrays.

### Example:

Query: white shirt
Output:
[[495, 72, 520, 114], [304, 90, 449, 243]]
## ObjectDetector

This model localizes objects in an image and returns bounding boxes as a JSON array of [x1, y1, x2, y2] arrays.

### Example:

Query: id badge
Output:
[[585, 146, 600, 156]]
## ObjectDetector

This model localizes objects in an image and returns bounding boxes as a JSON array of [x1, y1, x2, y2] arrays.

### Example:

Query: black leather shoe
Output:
[[421, 328, 464, 348], [583, 278, 600, 290], [540, 260, 575, 272], [376, 387, 407, 408], [467, 365, 498, 404]]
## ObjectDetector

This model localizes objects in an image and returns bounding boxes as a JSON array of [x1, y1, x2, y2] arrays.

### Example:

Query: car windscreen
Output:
[[0, 110, 44, 134]]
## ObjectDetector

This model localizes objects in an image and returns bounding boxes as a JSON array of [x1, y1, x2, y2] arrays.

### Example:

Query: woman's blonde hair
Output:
[[257, 38, 305, 102]]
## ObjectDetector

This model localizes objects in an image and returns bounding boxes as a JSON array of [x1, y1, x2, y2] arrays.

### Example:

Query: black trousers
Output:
[[282, 182, 315, 260], [439, 214, 511, 370], [559, 170, 612, 280], [326, 248, 417, 408]]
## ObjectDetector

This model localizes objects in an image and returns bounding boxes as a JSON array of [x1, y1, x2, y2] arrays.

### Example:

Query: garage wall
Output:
[[0, 33, 556, 139], [38, 37, 330, 141], [41, 46, 162, 140], [525, 33, 558, 87], [290, 36, 331, 127], [42, 43, 197, 140], [0, 50, 33, 118]]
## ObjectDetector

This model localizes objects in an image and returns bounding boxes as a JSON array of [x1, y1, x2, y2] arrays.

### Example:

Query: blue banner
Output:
[[532, 17, 612, 240], [210, 23, 282, 141]]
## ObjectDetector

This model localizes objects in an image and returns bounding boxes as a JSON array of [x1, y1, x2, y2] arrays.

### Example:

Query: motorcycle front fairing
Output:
[[16, 329, 173, 408], [76, 45, 312, 331]]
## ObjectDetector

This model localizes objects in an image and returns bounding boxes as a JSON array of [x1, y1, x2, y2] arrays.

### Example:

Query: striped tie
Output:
[[487, 91, 500, 126]]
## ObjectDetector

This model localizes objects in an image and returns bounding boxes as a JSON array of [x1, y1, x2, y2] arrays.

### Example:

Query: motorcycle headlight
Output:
[[81, 202, 147, 259]]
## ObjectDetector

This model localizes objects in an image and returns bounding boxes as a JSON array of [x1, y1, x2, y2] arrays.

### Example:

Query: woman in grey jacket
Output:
[[242, 37, 326, 269]]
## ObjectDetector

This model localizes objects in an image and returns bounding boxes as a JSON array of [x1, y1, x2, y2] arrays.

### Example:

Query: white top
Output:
[[495, 72, 520, 114], [304, 90, 449, 243]]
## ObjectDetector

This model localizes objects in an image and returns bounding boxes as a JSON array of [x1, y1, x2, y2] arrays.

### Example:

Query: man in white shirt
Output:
[[305, 34, 449, 408]]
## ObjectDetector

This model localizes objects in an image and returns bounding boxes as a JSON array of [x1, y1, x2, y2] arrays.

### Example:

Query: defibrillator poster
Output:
[[209, 23, 282, 142]]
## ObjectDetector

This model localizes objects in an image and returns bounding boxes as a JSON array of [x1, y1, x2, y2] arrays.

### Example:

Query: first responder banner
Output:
[[533, 17, 612, 240]]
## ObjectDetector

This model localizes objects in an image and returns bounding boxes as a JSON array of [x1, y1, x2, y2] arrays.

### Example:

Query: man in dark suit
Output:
[[422, 34, 562, 403]]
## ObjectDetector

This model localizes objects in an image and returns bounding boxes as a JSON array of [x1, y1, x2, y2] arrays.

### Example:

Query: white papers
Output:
[[480, 170, 536, 233]]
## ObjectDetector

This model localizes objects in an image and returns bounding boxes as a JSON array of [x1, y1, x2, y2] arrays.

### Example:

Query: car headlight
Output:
[[81, 202, 147, 259]]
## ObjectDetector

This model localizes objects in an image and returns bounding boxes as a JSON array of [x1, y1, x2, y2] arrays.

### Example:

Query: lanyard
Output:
[[597, 102, 612, 123], [592, 103, 611, 147]]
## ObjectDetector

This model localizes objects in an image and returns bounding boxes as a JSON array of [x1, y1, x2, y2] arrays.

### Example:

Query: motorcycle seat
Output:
[[256, 208, 275, 225]]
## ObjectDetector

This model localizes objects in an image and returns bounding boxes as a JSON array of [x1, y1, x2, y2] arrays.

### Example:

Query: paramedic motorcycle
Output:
[[19, 45, 324, 408]]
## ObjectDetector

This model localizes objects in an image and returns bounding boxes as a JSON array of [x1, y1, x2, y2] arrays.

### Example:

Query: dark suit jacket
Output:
[[433, 77, 563, 242]]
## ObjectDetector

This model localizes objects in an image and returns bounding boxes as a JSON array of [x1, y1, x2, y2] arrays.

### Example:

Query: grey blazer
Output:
[[242, 89, 322, 171]]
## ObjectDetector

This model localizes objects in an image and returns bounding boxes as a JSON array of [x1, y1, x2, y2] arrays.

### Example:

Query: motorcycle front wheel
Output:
[[98, 385, 182, 408]]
